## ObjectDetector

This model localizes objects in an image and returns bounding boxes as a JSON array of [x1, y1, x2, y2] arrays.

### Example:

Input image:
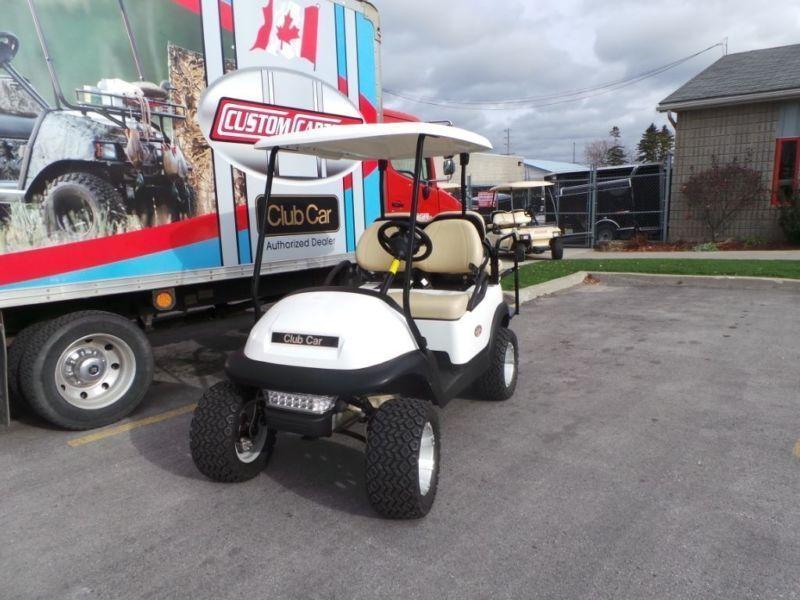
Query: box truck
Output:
[[0, 0, 460, 430]]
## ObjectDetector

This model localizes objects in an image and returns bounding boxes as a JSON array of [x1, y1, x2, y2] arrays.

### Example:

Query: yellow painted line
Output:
[[67, 403, 197, 448], [794, 440, 800, 460]]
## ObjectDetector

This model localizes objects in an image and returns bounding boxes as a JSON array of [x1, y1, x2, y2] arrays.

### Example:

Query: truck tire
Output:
[[190, 381, 276, 482], [43, 172, 127, 239], [18, 310, 153, 430], [550, 237, 564, 260], [474, 327, 518, 401], [7, 320, 49, 403], [365, 398, 440, 519], [594, 223, 616, 244]]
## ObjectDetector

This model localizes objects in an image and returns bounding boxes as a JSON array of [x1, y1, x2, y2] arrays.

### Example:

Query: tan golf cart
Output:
[[485, 181, 563, 261]]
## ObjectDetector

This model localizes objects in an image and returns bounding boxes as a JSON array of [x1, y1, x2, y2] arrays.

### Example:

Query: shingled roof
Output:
[[658, 43, 800, 111]]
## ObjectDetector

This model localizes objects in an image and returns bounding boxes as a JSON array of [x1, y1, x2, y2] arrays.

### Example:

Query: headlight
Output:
[[94, 142, 118, 161], [266, 390, 336, 414], [519, 233, 531, 241]]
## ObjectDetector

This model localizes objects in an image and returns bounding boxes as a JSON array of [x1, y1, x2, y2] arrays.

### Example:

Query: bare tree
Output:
[[682, 155, 766, 242], [584, 139, 611, 167]]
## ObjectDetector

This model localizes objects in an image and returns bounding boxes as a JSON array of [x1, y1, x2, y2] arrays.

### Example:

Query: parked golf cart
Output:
[[486, 181, 563, 261], [190, 122, 523, 519], [0, 1, 193, 239]]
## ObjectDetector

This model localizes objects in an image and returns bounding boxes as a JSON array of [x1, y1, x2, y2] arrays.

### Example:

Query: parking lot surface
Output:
[[2, 274, 799, 600]]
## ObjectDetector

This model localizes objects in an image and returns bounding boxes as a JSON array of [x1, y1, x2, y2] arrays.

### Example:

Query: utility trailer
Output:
[[0, 0, 454, 430]]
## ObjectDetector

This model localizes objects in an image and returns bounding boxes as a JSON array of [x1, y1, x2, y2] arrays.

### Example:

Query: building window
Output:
[[773, 138, 800, 204]]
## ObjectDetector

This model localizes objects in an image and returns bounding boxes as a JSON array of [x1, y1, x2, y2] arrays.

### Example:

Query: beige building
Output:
[[658, 44, 800, 241], [448, 153, 525, 188]]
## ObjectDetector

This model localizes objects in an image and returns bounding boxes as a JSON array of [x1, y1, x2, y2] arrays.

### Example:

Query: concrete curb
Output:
[[503, 269, 800, 306], [504, 271, 588, 305]]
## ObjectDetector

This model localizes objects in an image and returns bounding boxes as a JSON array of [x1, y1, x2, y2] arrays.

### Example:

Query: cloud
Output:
[[377, 0, 800, 162]]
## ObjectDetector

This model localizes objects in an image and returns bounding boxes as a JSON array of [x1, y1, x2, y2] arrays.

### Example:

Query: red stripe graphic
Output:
[[169, 0, 233, 32], [0, 214, 219, 287]]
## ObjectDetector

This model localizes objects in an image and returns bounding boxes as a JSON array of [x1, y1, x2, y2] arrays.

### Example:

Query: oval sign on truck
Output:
[[198, 67, 364, 183]]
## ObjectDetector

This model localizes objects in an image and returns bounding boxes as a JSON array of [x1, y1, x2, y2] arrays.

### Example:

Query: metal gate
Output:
[[545, 157, 673, 247]]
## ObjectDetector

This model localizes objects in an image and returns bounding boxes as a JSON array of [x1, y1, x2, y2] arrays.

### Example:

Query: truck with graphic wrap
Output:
[[0, 0, 458, 431]]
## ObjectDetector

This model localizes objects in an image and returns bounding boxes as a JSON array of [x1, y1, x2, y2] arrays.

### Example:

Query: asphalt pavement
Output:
[[2, 274, 799, 599]]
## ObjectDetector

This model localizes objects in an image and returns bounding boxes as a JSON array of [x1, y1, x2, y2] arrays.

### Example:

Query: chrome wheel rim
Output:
[[235, 402, 268, 463], [503, 343, 516, 387], [55, 333, 136, 410], [418, 422, 436, 495]]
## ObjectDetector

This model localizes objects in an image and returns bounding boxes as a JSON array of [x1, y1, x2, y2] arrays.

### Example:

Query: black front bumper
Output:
[[225, 350, 434, 399]]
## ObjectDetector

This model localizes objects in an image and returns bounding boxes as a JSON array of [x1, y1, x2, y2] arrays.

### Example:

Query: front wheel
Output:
[[365, 398, 440, 519], [190, 381, 276, 482], [474, 327, 518, 401], [550, 237, 564, 260]]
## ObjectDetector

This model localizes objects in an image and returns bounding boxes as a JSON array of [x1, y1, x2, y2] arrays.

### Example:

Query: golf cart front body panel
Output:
[[244, 290, 417, 370], [227, 349, 433, 400]]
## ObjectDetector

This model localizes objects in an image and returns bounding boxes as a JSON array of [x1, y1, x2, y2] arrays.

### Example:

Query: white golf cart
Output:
[[189, 122, 522, 519], [486, 181, 563, 261]]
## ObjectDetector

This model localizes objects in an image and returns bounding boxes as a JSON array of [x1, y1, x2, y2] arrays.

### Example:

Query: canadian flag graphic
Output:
[[250, 0, 319, 65]]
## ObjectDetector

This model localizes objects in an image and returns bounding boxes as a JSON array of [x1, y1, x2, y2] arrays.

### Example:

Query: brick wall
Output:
[[669, 102, 782, 241]]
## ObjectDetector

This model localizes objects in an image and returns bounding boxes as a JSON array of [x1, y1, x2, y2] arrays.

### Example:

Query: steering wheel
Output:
[[377, 220, 433, 263], [0, 33, 20, 65]]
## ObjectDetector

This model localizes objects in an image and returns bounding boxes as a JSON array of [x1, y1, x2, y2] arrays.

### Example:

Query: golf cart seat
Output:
[[512, 209, 533, 226], [491, 211, 516, 230], [430, 210, 486, 238], [388, 218, 485, 320], [134, 81, 169, 100]]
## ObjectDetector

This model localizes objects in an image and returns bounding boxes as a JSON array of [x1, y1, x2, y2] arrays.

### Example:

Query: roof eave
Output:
[[658, 88, 800, 112]]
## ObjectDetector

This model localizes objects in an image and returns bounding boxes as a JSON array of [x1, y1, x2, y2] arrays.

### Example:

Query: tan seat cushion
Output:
[[512, 210, 532, 226], [388, 289, 470, 320], [491, 211, 516, 229], [431, 210, 486, 238], [416, 219, 484, 275]]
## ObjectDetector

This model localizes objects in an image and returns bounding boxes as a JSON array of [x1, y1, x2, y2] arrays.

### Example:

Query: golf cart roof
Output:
[[490, 180, 553, 191], [254, 122, 492, 161]]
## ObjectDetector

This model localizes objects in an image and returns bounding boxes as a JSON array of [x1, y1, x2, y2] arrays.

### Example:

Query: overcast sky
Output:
[[377, 0, 800, 164]]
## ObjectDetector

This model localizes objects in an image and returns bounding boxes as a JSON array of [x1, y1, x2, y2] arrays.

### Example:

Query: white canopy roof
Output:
[[490, 180, 553, 191], [254, 122, 492, 161]]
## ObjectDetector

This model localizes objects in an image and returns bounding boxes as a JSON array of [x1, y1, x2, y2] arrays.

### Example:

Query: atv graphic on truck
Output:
[[0, 15, 194, 243]]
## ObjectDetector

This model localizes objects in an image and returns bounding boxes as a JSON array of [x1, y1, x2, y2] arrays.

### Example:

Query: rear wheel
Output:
[[594, 223, 616, 244], [474, 327, 518, 401], [365, 398, 440, 519], [43, 172, 127, 239], [19, 310, 153, 430], [190, 381, 276, 482], [7, 320, 49, 403], [550, 237, 564, 260]]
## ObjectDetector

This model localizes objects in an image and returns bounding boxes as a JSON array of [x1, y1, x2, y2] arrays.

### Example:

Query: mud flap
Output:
[[0, 311, 8, 427]]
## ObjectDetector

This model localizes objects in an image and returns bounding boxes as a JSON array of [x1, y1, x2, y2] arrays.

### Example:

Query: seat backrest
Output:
[[512, 209, 532, 226], [491, 211, 516, 229], [430, 210, 486, 239], [417, 218, 484, 275], [355, 221, 395, 273]]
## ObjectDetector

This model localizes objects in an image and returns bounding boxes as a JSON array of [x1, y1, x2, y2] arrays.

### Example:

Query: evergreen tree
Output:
[[605, 126, 627, 165], [636, 123, 660, 162], [657, 125, 675, 162]]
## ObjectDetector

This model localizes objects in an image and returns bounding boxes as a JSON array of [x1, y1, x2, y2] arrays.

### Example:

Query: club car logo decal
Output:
[[256, 195, 339, 236], [211, 97, 363, 145], [272, 332, 339, 348], [198, 68, 363, 182]]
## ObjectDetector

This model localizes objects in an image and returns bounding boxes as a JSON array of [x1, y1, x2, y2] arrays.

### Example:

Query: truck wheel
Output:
[[43, 172, 127, 239], [365, 398, 440, 519], [7, 320, 49, 403], [474, 327, 518, 401], [550, 237, 564, 260], [18, 311, 153, 430], [190, 381, 276, 482], [594, 224, 616, 244]]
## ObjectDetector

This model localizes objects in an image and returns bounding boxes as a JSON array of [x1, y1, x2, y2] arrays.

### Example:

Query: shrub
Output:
[[681, 156, 766, 242], [778, 195, 800, 245]]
